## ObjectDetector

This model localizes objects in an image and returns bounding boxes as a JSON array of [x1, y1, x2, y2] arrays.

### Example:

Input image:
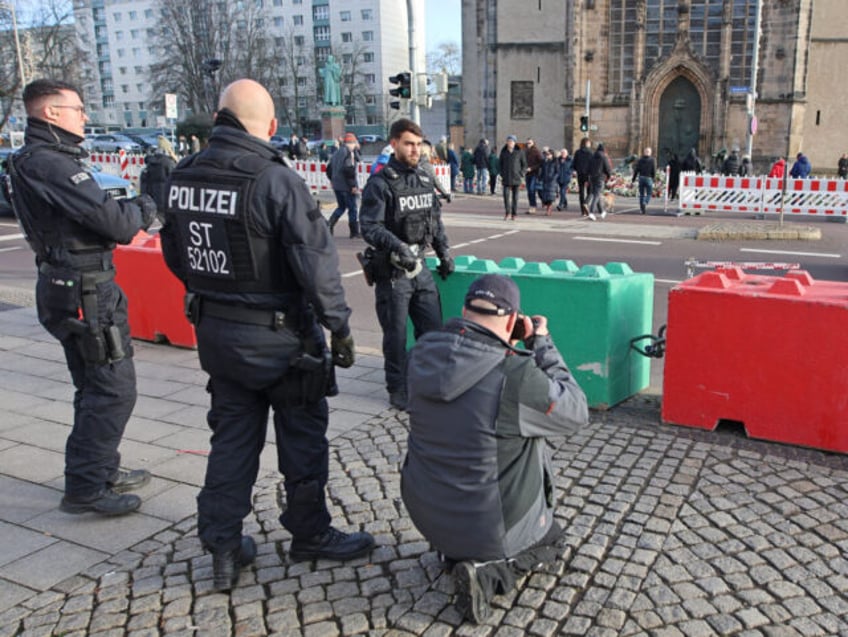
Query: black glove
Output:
[[331, 332, 355, 368], [436, 255, 455, 280], [396, 243, 419, 272], [134, 194, 158, 230], [444, 193, 452, 203]]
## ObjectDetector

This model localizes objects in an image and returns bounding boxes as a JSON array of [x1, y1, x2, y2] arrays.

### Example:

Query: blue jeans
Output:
[[463, 177, 474, 193], [558, 182, 569, 209], [638, 177, 653, 209], [526, 173, 538, 207], [329, 190, 358, 233], [476, 167, 488, 194]]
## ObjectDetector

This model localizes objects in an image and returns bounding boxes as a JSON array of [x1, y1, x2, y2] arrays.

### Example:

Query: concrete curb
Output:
[[696, 222, 821, 241]]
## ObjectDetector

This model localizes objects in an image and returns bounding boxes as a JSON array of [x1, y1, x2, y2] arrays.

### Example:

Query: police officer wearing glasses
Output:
[[5, 79, 158, 516], [159, 79, 373, 592], [359, 118, 454, 411]]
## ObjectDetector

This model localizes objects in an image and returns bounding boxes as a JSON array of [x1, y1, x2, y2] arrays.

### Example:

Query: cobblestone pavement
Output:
[[4, 394, 848, 637]]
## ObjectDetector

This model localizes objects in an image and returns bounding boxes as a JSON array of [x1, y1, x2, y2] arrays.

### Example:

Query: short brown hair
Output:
[[389, 118, 423, 141]]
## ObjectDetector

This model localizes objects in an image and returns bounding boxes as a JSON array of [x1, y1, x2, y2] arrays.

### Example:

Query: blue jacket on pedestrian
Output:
[[790, 154, 811, 178]]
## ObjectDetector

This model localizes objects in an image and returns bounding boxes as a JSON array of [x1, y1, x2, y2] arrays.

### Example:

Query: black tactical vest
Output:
[[380, 166, 435, 245], [165, 154, 287, 295]]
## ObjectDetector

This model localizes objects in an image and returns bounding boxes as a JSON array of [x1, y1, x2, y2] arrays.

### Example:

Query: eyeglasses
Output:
[[52, 104, 86, 115]]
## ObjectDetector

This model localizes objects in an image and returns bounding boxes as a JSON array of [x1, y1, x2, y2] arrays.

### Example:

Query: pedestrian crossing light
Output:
[[580, 115, 589, 132], [389, 71, 412, 111]]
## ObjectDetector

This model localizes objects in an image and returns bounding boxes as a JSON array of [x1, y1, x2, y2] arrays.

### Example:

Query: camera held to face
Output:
[[511, 315, 539, 341]]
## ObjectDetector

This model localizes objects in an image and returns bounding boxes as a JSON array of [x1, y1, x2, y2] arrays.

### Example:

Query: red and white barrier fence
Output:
[[89, 154, 453, 196], [679, 172, 848, 216]]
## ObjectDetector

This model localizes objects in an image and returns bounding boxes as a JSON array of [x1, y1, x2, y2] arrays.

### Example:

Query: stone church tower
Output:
[[462, 0, 847, 173]]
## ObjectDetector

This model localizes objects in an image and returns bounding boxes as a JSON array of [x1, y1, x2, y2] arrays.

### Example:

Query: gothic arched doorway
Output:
[[657, 76, 701, 167]]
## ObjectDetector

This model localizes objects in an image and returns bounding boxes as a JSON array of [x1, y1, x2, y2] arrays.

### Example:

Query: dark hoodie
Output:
[[401, 318, 588, 561]]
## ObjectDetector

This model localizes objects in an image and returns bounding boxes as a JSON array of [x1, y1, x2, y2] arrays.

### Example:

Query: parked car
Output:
[[0, 157, 135, 216], [269, 135, 290, 151], [90, 133, 142, 153], [358, 134, 384, 144]]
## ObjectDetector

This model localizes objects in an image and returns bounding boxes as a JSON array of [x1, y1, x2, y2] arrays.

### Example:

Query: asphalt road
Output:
[[2, 192, 847, 391]]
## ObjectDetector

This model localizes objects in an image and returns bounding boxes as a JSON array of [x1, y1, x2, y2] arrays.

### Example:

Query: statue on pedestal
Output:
[[320, 55, 342, 106]]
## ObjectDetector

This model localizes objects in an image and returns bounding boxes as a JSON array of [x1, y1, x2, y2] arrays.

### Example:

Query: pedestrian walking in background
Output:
[[190, 134, 201, 154], [435, 135, 448, 163], [488, 147, 499, 195], [360, 118, 454, 412], [139, 135, 177, 214], [8, 79, 158, 517], [667, 153, 681, 199], [498, 135, 527, 220], [722, 149, 740, 176], [539, 148, 559, 216], [460, 146, 475, 194], [790, 152, 811, 178], [631, 147, 657, 215], [572, 137, 593, 216], [326, 132, 361, 238], [420, 139, 452, 202], [401, 274, 588, 623], [524, 138, 543, 214], [839, 154, 848, 179], [739, 155, 751, 177], [586, 142, 612, 220], [556, 148, 573, 211], [160, 79, 373, 592], [769, 157, 786, 178], [447, 142, 459, 191], [473, 138, 489, 195], [681, 147, 703, 174]]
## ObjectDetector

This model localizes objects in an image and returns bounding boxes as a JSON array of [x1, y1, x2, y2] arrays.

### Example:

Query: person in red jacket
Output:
[[768, 157, 786, 179]]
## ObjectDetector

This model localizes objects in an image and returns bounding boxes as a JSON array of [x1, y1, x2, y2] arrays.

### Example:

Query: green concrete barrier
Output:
[[413, 256, 654, 409]]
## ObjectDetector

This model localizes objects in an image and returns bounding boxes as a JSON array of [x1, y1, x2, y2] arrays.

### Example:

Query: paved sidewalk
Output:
[[2, 299, 848, 635]]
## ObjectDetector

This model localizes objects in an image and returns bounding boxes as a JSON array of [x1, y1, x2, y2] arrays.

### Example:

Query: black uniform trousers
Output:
[[374, 266, 442, 395], [195, 317, 331, 553], [577, 174, 590, 210], [36, 266, 136, 497]]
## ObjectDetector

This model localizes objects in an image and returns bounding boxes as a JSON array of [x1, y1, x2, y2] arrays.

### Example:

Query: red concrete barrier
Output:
[[662, 267, 848, 453], [114, 231, 196, 348]]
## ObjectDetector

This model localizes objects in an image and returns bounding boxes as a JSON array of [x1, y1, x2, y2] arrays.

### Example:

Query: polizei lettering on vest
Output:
[[168, 185, 238, 216], [397, 193, 433, 212]]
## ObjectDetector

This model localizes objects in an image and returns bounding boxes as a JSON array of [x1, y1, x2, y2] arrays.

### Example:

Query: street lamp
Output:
[[201, 58, 222, 113]]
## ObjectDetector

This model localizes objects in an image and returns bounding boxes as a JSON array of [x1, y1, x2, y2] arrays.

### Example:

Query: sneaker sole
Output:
[[454, 562, 490, 623]]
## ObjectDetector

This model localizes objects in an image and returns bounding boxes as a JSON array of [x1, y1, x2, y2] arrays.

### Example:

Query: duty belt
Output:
[[200, 298, 288, 330]]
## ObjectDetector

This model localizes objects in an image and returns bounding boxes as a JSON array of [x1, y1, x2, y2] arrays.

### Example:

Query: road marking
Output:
[[740, 248, 841, 259], [656, 278, 682, 285], [453, 229, 519, 249], [342, 270, 362, 278], [0, 246, 22, 253], [0, 233, 24, 242], [573, 236, 663, 246]]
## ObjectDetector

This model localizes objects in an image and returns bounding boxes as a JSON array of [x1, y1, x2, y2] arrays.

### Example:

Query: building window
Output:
[[136, 83, 143, 92], [117, 49, 125, 58], [275, 36, 284, 46], [294, 35, 304, 46], [129, 10, 137, 20], [510, 81, 533, 119], [313, 5, 328, 21], [361, 9, 373, 20], [293, 14, 303, 25], [297, 77, 306, 87], [138, 101, 145, 109], [342, 53, 352, 64], [296, 56, 305, 65], [292, 0, 301, 4], [314, 26, 330, 41], [274, 16, 283, 26], [130, 29, 138, 39], [342, 32, 352, 43], [124, 102, 132, 111], [115, 30, 123, 40], [365, 95, 376, 104], [365, 73, 375, 84], [134, 66, 143, 74], [316, 47, 330, 62], [608, 1, 637, 93], [362, 31, 373, 41], [144, 8, 153, 18], [119, 66, 126, 75], [121, 84, 129, 94], [273, 0, 282, 5], [363, 52, 374, 63], [103, 95, 115, 107], [113, 12, 121, 22], [340, 10, 351, 21]]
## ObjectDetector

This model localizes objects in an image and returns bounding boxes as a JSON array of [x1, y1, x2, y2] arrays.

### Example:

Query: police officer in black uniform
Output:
[[159, 79, 374, 592], [5, 79, 157, 516], [360, 118, 454, 411]]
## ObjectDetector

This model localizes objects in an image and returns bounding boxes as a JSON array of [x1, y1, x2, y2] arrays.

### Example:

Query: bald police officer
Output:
[[159, 79, 373, 592], [6, 79, 157, 516], [359, 118, 453, 411]]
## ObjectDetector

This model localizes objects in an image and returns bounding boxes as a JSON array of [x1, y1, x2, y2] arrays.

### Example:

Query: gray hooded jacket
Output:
[[401, 318, 588, 561]]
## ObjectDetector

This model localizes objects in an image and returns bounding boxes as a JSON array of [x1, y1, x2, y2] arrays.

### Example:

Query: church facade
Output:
[[462, 0, 847, 172]]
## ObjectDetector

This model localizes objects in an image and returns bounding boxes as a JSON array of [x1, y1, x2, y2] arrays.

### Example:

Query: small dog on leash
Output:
[[602, 192, 615, 215]]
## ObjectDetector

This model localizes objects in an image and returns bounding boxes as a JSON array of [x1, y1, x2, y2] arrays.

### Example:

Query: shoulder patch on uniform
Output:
[[69, 172, 91, 185], [419, 174, 431, 184]]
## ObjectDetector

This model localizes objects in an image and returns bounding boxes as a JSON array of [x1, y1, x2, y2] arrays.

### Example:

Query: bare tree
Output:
[[149, 0, 276, 116], [0, 1, 87, 131], [336, 39, 373, 126], [271, 24, 317, 136], [426, 41, 461, 76]]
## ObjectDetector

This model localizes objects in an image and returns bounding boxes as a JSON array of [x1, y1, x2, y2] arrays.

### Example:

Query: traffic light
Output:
[[389, 71, 411, 110], [580, 115, 589, 132]]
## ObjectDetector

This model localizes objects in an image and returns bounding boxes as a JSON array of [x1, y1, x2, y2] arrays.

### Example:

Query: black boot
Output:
[[108, 468, 151, 494], [454, 561, 492, 623], [60, 489, 141, 516], [289, 526, 375, 562], [349, 221, 361, 238], [212, 535, 257, 592], [328, 215, 338, 235]]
